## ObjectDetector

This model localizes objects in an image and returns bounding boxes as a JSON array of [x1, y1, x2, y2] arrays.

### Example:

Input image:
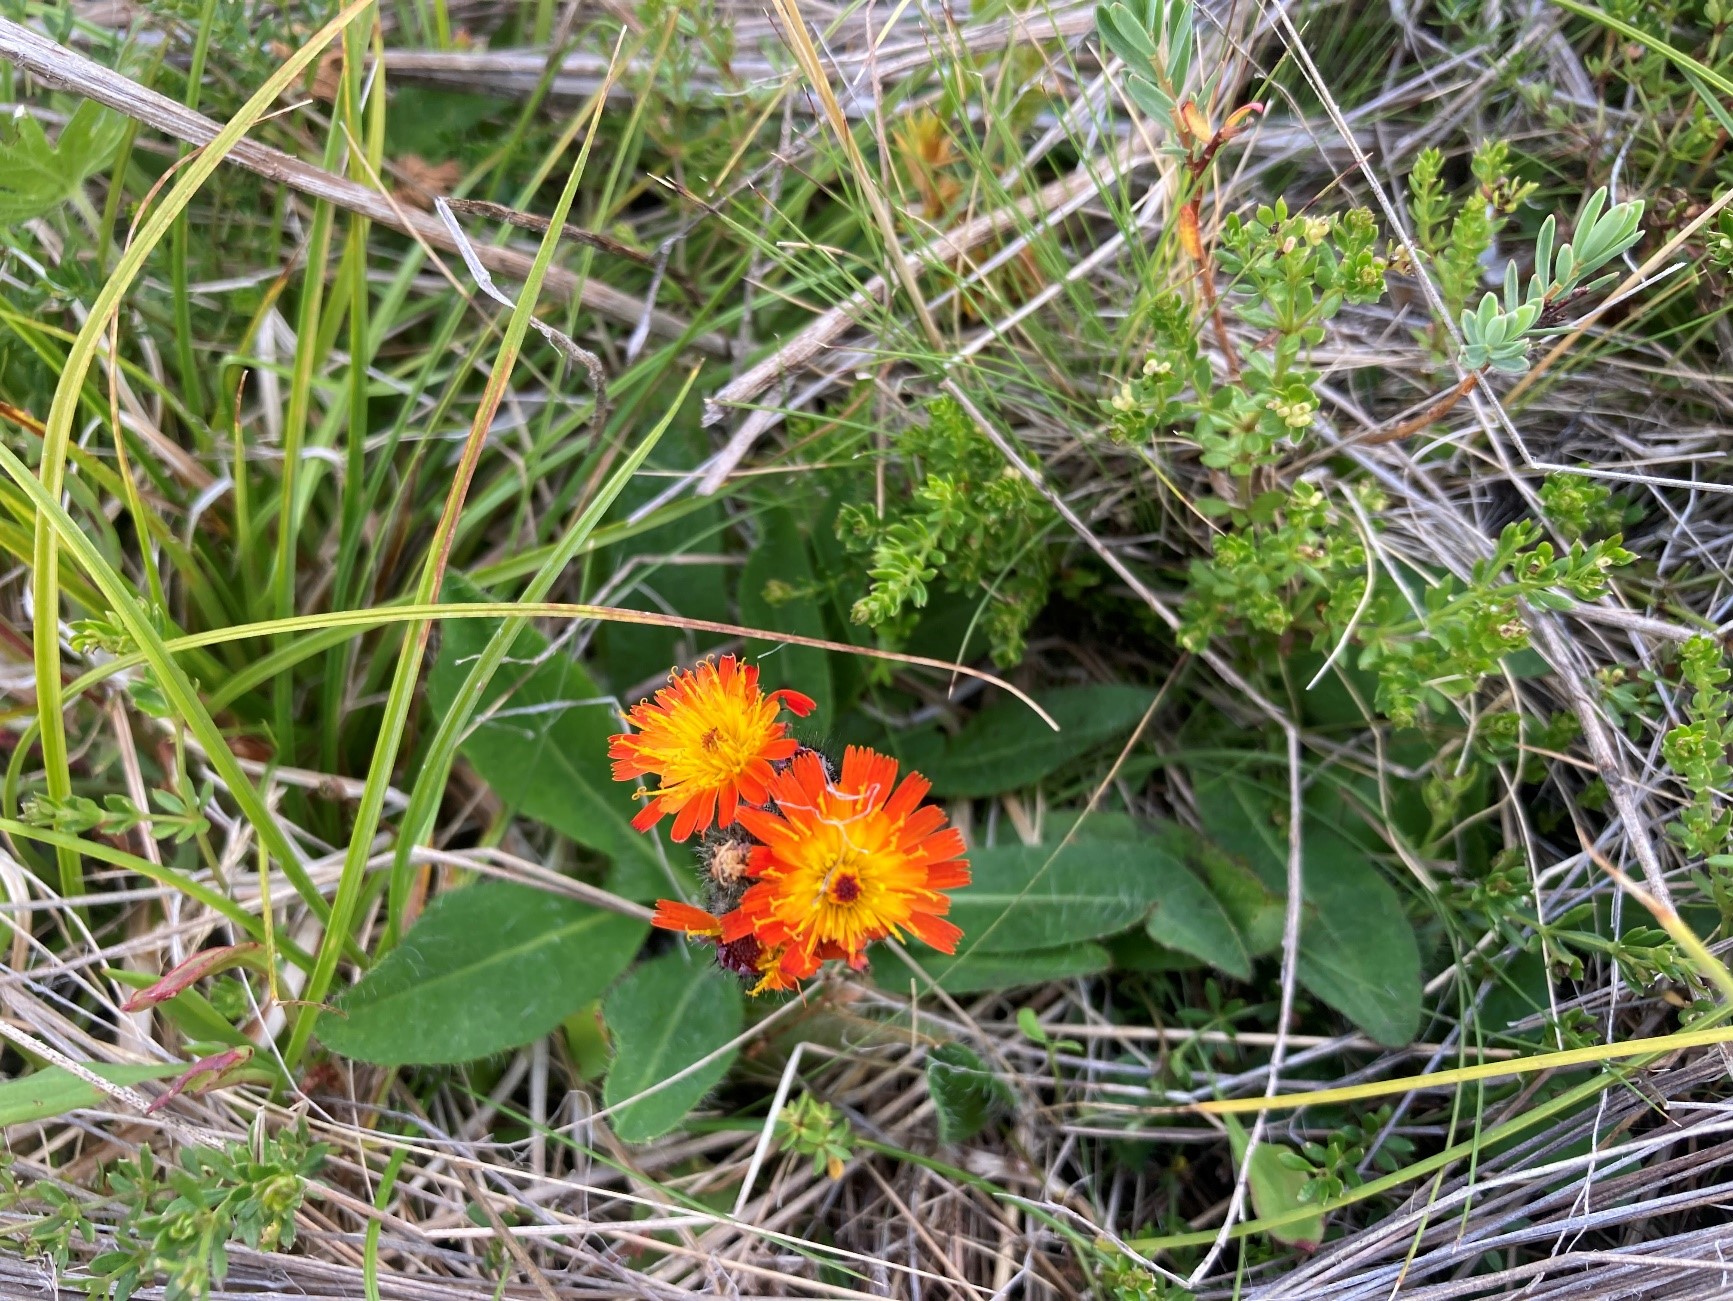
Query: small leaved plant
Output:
[[1274, 1105, 1414, 1203], [0, 1127, 325, 1301], [1108, 203, 1388, 483], [838, 397, 1058, 667], [776, 1092, 855, 1180], [1407, 141, 1537, 340], [1664, 636, 1733, 914], [1092, 0, 1651, 728], [1455, 185, 1644, 377]]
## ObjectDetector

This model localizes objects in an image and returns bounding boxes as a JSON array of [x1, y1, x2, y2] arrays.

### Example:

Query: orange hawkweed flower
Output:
[[722, 747, 969, 971], [610, 656, 816, 842]]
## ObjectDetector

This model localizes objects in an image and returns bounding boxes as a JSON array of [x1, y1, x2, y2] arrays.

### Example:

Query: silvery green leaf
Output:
[[1127, 78, 1176, 120], [1169, 11, 1195, 83], [1099, 4, 1158, 62], [1554, 245, 1576, 287], [1533, 215, 1556, 293]]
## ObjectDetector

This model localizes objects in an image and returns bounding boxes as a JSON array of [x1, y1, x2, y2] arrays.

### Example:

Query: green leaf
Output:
[[562, 1000, 612, 1081], [1194, 769, 1422, 1046], [873, 832, 1191, 992], [1163, 823, 1286, 958], [946, 839, 1178, 952], [603, 952, 743, 1142], [319, 881, 646, 1065], [917, 685, 1158, 797], [1143, 850, 1254, 980], [0, 1063, 182, 1126], [926, 1043, 1011, 1144], [136, 987, 255, 1052], [740, 507, 834, 724], [1016, 1006, 1049, 1044], [1106, 929, 1204, 972], [426, 608, 665, 895], [1098, 3, 1160, 63], [1225, 1116, 1325, 1250], [0, 101, 129, 225], [871, 942, 1111, 993]]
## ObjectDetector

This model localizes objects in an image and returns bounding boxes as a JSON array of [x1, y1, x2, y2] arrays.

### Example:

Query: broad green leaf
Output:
[[927, 1043, 1011, 1144], [1226, 1116, 1325, 1250], [740, 507, 834, 724], [562, 1001, 611, 1081], [383, 87, 511, 156], [426, 612, 664, 894], [603, 952, 743, 1142], [1143, 858, 1254, 980], [1195, 770, 1422, 1046], [1098, 4, 1160, 62], [1178, 824, 1289, 956], [1106, 930, 1206, 972], [0, 1063, 182, 1126], [0, 101, 128, 225], [946, 839, 1180, 953], [320, 881, 646, 1065], [564, 1004, 613, 1080], [917, 685, 1157, 797], [871, 942, 1111, 993], [1154, 821, 1285, 959], [1043, 810, 1144, 842]]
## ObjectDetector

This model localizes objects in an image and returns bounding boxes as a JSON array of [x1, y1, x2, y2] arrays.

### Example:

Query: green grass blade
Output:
[[383, 369, 696, 942], [21, 0, 375, 906], [282, 49, 630, 1069]]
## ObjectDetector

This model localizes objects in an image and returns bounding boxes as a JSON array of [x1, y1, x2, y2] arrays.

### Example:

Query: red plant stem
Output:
[[1360, 370, 1483, 446]]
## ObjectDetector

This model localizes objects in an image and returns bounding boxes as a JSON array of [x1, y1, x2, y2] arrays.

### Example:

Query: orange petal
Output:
[[925, 861, 971, 890], [652, 900, 724, 936], [918, 827, 967, 863], [773, 689, 817, 717], [736, 805, 782, 845], [1177, 98, 1213, 145], [907, 913, 964, 954], [784, 750, 828, 802], [631, 801, 666, 832], [1178, 204, 1203, 262], [671, 796, 706, 842], [884, 771, 932, 820], [719, 908, 758, 943]]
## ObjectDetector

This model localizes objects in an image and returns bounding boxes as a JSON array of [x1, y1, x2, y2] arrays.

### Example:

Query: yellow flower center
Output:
[[644, 696, 778, 793], [766, 817, 925, 957]]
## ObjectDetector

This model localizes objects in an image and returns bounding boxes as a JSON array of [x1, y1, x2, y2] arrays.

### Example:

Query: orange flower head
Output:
[[610, 656, 816, 842], [723, 747, 969, 967]]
